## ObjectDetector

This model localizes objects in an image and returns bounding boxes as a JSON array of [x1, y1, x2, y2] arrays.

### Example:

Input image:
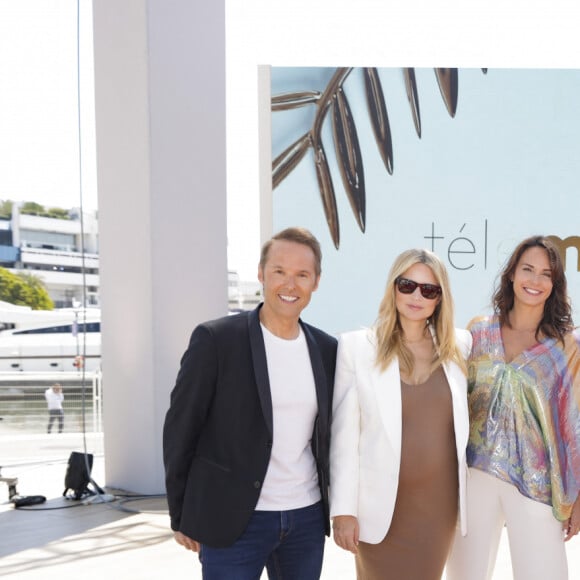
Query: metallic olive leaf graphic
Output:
[[403, 68, 422, 138], [271, 91, 322, 112], [364, 67, 393, 175], [332, 86, 365, 233], [272, 67, 482, 248], [313, 142, 340, 248], [435, 68, 458, 118], [272, 132, 312, 190]]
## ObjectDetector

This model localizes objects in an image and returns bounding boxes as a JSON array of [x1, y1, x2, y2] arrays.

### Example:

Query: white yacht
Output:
[[0, 302, 101, 373]]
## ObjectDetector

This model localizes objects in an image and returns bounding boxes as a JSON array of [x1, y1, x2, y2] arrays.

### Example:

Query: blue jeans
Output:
[[199, 501, 325, 580]]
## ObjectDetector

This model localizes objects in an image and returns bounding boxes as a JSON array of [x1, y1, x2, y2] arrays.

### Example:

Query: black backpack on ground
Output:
[[63, 452, 103, 500]]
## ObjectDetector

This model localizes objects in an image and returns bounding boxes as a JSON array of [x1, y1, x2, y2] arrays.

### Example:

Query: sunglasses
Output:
[[396, 277, 442, 300]]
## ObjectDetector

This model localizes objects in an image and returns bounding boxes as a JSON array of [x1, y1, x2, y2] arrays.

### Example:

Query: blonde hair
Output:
[[374, 249, 466, 376]]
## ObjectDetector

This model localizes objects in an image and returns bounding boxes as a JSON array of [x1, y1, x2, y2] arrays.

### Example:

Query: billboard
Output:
[[270, 67, 580, 335]]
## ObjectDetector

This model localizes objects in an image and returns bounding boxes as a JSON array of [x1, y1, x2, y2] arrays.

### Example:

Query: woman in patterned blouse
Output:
[[447, 235, 580, 580]]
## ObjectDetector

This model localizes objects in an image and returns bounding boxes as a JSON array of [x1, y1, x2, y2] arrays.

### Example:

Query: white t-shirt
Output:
[[256, 324, 321, 510], [45, 388, 64, 410]]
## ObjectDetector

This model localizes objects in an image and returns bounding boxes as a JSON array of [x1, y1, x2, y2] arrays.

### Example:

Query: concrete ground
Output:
[[1, 432, 579, 579]]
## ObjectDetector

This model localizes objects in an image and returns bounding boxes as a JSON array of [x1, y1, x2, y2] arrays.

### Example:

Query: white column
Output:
[[92, 0, 227, 493]]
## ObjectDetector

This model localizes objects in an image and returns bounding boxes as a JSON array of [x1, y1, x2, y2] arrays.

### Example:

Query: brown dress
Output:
[[356, 366, 459, 580]]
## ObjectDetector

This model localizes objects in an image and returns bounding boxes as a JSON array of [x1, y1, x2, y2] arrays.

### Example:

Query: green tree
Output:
[[0, 200, 13, 219], [47, 207, 70, 220], [0, 268, 54, 310], [20, 201, 46, 216], [19, 201, 70, 220], [0, 200, 71, 220]]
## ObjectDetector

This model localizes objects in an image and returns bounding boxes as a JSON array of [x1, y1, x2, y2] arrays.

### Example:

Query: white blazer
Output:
[[329, 327, 472, 543]]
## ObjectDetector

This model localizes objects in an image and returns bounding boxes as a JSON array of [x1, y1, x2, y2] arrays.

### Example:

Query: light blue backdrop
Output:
[[271, 67, 580, 335]]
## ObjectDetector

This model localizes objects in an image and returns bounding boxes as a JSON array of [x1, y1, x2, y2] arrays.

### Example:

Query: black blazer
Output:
[[163, 305, 337, 548]]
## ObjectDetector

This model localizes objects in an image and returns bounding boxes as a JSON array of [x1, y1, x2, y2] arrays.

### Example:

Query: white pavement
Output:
[[0, 433, 579, 579]]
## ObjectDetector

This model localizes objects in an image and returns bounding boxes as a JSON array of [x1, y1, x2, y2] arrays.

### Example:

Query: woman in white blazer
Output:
[[330, 249, 472, 580]]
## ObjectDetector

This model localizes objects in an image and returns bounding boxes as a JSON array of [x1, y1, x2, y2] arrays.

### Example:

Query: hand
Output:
[[563, 494, 580, 542], [332, 515, 360, 554], [174, 531, 201, 552]]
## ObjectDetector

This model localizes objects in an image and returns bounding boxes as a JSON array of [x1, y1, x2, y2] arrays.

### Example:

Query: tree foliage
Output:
[[47, 207, 70, 219], [0, 199, 71, 220], [20, 201, 46, 215], [20, 201, 71, 220], [0, 267, 54, 310], [0, 200, 13, 219]]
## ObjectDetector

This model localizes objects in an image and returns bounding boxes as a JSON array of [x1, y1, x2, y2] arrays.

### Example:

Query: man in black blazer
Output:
[[163, 227, 337, 579]]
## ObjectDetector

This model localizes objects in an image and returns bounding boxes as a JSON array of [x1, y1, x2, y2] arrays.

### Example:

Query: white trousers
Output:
[[446, 468, 568, 580]]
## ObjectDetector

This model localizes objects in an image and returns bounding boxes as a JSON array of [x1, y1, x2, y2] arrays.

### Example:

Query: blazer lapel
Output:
[[365, 330, 402, 460], [301, 322, 329, 431], [442, 360, 469, 457], [373, 361, 402, 460], [248, 306, 273, 436]]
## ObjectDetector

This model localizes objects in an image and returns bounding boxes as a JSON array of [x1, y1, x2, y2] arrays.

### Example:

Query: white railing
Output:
[[0, 371, 103, 435]]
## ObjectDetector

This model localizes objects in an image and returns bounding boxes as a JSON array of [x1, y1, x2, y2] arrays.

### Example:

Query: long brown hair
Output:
[[375, 249, 466, 375], [493, 235, 573, 342]]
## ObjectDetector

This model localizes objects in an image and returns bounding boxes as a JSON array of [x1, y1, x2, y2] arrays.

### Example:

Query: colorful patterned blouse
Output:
[[466, 315, 580, 521]]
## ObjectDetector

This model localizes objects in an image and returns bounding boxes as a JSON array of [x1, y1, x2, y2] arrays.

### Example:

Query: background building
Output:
[[0, 201, 262, 313], [0, 203, 99, 308], [228, 269, 262, 312]]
